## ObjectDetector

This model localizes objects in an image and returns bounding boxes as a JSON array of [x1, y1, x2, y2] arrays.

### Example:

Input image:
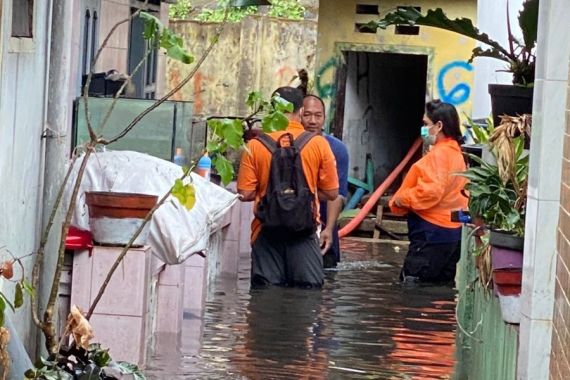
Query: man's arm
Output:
[[318, 189, 339, 201], [316, 137, 339, 201], [238, 190, 256, 202], [319, 195, 343, 253], [236, 142, 258, 202]]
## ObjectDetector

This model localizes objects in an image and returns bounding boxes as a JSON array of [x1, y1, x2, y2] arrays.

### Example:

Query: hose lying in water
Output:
[[338, 137, 423, 238]]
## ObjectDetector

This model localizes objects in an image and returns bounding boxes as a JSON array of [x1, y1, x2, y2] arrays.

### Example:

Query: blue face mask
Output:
[[420, 125, 437, 145]]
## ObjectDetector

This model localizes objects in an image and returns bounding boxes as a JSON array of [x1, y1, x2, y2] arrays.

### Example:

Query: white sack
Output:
[[65, 150, 238, 264]]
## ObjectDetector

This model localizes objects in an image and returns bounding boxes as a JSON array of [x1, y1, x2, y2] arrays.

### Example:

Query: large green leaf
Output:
[[213, 155, 235, 185], [519, 0, 539, 52], [221, 119, 245, 150], [371, 7, 514, 62], [14, 282, 23, 309], [261, 111, 288, 133]]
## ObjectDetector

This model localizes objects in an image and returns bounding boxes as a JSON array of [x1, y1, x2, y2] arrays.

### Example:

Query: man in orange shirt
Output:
[[237, 87, 339, 288]]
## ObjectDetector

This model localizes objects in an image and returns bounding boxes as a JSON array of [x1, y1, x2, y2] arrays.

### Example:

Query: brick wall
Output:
[[551, 64, 570, 379]]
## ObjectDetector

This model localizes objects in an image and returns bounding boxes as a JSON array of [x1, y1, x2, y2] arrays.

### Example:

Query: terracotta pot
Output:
[[491, 245, 523, 297], [492, 269, 522, 296], [85, 191, 158, 219], [85, 191, 158, 247]]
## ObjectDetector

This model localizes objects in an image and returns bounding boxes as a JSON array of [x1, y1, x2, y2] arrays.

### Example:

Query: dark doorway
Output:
[[334, 51, 428, 188]]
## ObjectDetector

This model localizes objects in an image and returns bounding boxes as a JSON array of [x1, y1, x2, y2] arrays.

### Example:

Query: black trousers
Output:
[[251, 231, 324, 288], [400, 238, 461, 283]]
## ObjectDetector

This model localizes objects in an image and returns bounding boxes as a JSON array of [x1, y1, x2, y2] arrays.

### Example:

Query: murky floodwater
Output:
[[146, 239, 457, 379]]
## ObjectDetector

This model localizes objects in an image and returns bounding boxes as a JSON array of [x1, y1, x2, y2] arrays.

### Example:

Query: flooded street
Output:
[[146, 239, 457, 379]]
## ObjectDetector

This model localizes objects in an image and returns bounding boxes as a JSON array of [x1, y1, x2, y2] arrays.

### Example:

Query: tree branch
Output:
[[104, 24, 225, 145]]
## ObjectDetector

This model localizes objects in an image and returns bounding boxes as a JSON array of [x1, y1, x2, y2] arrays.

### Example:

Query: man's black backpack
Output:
[[255, 131, 317, 238]]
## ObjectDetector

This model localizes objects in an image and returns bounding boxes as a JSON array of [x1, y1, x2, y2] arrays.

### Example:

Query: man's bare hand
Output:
[[320, 228, 333, 255]]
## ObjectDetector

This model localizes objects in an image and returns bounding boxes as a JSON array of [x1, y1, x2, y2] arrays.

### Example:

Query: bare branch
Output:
[[42, 148, 93, 353], [31, 154, 78, 330], [104, 25, 226, 145]]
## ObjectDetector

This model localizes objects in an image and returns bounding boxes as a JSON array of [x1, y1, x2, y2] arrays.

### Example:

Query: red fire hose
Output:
[[338, 138, 423, 238]]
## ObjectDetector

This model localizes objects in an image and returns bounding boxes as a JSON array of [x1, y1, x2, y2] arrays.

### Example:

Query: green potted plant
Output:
[[461, 116, 530, 246], [459, 115, 531, 323], [367, 0, 539, 126]]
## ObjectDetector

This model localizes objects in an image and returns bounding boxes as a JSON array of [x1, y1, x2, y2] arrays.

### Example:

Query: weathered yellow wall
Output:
[[167, 16, 318, 118], [315, 0, 477, 120]]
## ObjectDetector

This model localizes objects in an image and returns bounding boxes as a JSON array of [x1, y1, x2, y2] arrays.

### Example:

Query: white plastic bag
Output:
[[66, 151, 238, 264]]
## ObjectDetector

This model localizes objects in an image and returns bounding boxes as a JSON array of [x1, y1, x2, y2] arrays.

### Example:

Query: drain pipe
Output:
[[37, 0, 75, 357], [338, 138, 423, 238]]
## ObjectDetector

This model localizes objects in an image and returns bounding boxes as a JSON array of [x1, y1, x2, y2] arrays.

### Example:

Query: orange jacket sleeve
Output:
[[390, 148, 448, 212], [316, 137, 339, 191], [237, 141, 258, 192]]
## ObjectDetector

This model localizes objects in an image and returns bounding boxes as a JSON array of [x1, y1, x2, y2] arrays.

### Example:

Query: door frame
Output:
[[329, 42, 435, 139]]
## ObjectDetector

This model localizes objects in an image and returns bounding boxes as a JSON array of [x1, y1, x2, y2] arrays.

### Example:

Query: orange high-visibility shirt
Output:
[[237, 121, 339, 243], [389, 138, 468, 228]]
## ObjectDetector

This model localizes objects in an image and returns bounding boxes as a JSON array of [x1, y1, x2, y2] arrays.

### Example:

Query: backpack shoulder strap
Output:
[[256, 133, 277, 154], [294, 131, 317, 152]]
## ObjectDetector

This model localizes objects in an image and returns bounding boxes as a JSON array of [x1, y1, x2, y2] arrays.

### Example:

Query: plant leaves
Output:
[[213, 155, 234, 185], [171, 179, 196, 210], [140, 12, 161, 40], [246, 91, 263, 109], [78, 363, 102, 380], [518, 0, 539, 52], [22, 279, 35, 297], [470, 47, 510, 64], [0, 296, 5, 327], [219, 119, 244, 150], [14, 282, 23, 309], [372, 7, 514, 61], [114, 361, 146, 379], [90, 346, 111, 368], [271, 95, 294, 113], [262, 111, 288, 133]]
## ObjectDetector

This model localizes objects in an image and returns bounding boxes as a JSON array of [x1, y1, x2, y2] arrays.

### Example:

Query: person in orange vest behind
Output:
[[389, 100, 468, 284]]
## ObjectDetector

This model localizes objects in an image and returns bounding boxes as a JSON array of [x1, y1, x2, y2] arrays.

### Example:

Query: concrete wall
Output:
[[516, 0, 570, 379], [550, 60, 570, 380], [550, 57, 570, 380], [0, 0, 52, 349], [167, 16, 318, 117]]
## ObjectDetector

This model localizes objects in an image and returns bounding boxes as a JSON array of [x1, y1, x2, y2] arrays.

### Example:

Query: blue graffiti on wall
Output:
[[437, 61, 473, 106]]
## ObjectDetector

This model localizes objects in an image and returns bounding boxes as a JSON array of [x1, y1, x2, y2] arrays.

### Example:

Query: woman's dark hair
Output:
[[425, 99, 463, 144]]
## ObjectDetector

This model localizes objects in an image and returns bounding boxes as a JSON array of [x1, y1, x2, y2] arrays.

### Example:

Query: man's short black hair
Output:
[[303, 94, 326, 114], [272, 87, 304, 112]]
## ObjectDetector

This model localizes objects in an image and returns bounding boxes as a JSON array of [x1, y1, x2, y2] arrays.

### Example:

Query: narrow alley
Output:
[[146, 239, 456, 379]]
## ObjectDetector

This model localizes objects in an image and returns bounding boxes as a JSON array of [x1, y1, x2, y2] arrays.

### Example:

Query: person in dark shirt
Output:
[[301, 95, 349, 268]]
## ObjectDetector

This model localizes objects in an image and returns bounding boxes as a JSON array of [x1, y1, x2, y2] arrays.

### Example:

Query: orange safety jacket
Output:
[[389, 138, 468, 229]]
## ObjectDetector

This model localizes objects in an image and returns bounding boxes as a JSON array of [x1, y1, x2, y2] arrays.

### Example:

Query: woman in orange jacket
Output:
[[389, 100, 468, 283]]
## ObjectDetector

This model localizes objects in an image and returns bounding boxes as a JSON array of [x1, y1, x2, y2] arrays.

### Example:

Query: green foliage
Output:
[[140, 12, 194, 64], [205, 92, 291, 185], [171, 179, 196, 210], [169, 0, 194, 20], [369, 0, 539, 85], [267, 0, 305, 20], [25, 344, 146, 380], [465, 116, 494, 144], [459, 137, 529, 236], [195, 0, 257, 23], [182, 0, 305, 22]]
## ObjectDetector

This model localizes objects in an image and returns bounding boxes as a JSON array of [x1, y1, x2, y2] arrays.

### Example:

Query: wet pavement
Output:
[[146, 239, 457, 379]]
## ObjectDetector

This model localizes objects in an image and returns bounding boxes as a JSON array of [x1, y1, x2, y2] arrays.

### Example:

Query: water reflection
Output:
[[146, 238, 456, 379]]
